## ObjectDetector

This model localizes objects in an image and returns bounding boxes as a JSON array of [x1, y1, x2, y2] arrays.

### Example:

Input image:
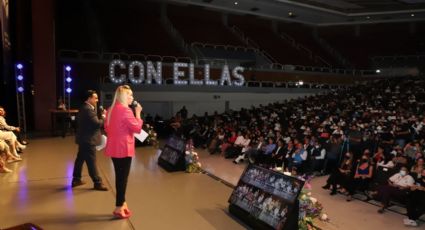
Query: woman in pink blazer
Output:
[[104, 85, 143, 219]]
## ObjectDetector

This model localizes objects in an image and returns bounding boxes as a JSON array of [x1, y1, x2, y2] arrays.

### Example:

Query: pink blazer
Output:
[[104, 103, 143, 158]]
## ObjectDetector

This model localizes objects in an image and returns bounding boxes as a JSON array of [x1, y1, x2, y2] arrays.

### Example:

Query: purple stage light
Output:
[[66, 77, 72, 83], [66, 88, 72, 93], [17, 75, 24, 81], [65, 66, 71, 72], [16, 64, 23, 69], [17, 87, 24, 92]]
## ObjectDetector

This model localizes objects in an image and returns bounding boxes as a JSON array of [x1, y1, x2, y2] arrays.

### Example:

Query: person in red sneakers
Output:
[[104, 85, 143, 219]]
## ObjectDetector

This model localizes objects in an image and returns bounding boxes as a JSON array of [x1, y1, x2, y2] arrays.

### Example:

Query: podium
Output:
[[50, 109, 78, 137], [157, 135, 186, 172], [228, 164, 304, 230]]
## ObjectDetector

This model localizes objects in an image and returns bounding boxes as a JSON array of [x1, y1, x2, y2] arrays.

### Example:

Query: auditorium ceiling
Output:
[[165, 0, 425, 25]]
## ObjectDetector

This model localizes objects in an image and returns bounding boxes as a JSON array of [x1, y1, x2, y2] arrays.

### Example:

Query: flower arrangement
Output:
[[184, 139, 202, 173], [144, 124, 158, 148], [297, 175, 328, 230]]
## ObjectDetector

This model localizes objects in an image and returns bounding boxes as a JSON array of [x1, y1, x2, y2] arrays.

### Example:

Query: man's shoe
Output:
[[322, 184, 330, 190], [94, 183, 108, 191], [71, 180, 86, 188], [377, 208, 385, 214]]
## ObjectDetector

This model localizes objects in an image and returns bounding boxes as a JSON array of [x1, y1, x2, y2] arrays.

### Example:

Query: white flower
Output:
[[309, 197, 317, 204], [307, 192, 312, 196], [320, 213, 328, 221]]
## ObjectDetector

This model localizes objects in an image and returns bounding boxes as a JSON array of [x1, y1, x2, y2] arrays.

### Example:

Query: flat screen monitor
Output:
[[228, 164, 304, 229]]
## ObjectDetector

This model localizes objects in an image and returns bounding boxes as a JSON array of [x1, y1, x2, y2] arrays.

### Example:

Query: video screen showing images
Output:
[[229, 164, 304, 229], [240, 166, 303, 204], [229, 182, 290, 229], [159, 145, 181, 165]]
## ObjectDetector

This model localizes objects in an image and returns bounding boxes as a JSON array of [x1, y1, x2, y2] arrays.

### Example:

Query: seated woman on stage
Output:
[[322, 152, 354, 195], [0, 140, 22, 173], [346, 154, 374, 201]]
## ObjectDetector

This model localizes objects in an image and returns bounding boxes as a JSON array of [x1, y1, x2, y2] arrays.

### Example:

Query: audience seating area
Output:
[[172, 76, 425, 225], [55, 1, 425, 71], [318, 22, 425, 69], [228, 14, 316, 66], [167, 4, 244, 47]]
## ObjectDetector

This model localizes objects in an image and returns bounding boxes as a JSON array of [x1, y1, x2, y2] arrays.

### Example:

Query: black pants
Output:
[[73, 143, 102, 184], [112, 157, 132, 207], [377, 185, 409, 208], [348, 178, 371, 195], [407, 190, 425, 220]]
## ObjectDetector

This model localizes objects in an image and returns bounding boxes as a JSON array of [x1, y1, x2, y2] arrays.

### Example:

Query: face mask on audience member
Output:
[[400, 170, 407, 176]]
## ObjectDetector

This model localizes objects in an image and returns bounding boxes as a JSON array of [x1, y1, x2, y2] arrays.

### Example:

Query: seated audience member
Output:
[[370, 166, 415, 213], [403, 141, 421, 160], [243, 136, 265, 164], [257, 137, 276, 166], [269, 139, 285, 168], [283, 140, 295, 171], [392, 151, 409, 169], [289, 143, 307, 173], [208, 128, 224, 154], [377, 154, 395, 168], [308, 141, 326, 174], [323, 152, 354, 195], [404, 168, 425, 227], [372, 146, 385, 165], [221, 130, 237, 155], [347, 154, 374, 201], [410, 157, 424, 180], [232, 133, 251, 163], [225, 131, 246, 158]]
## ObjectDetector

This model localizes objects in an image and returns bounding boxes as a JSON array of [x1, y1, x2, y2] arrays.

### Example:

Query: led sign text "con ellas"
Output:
[[109, 60, 245, 86]]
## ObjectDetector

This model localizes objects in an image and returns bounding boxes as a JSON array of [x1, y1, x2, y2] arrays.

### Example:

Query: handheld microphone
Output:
[[130, 100, 138, 108], [98, 105, 106, 118]]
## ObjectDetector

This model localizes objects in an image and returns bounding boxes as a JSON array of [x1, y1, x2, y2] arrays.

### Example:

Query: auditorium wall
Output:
[[100, 85, 324, 119]]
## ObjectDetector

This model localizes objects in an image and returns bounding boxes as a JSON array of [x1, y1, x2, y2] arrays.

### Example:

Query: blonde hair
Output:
[[107, 85, 132, 126]]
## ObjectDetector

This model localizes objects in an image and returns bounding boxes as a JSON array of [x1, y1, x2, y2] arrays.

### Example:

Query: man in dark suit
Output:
[[72, 90, 108, 191]]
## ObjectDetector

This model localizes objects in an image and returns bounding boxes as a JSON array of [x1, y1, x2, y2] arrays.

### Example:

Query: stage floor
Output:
[[0, 136, 421, 230]]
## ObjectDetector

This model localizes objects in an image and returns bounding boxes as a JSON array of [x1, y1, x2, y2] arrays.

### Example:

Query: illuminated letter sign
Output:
[[108, 60, 245, 86]]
